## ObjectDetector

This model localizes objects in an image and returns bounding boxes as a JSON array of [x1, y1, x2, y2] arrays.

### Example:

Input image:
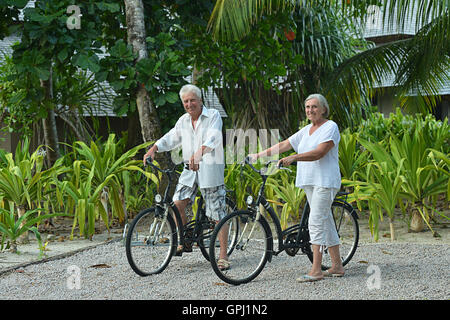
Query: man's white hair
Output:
[[179, 84, 202, 101]]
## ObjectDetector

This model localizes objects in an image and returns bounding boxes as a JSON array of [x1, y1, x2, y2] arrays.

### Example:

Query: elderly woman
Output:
[[248, 93, 344, 282]]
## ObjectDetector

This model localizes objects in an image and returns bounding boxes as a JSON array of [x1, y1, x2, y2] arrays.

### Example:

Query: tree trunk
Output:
[[125, 110, 142, 150], [40, 65, 60, 167], [124, 0, 162, 144], [124, 0, 172, 194], [410, 208, 424, 233], [389, 217, 395, 241]]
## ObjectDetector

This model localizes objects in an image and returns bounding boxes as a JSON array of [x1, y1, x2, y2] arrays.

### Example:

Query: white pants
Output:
[[304, 186, 340, 251]]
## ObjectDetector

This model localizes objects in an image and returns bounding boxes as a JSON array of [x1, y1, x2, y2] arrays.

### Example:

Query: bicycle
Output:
[[125, 158, 237, 276], [209, 157, 359, 285]]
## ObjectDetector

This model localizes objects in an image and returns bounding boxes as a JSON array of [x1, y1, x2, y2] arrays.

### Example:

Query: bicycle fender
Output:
[[334, 200, 359, 220], [260, 215, 274, 263]]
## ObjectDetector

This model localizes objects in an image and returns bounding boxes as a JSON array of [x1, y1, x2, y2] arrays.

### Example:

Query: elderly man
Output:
[[143, 84, 230, 270]]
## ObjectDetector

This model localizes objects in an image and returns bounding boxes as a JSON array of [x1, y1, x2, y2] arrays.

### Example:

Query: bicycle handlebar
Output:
[[243, 156, 293, 176], [145, 157, 189, 175]]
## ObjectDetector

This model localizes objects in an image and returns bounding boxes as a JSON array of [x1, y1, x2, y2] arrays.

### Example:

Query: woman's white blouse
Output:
[[288, 120, 341, 189]]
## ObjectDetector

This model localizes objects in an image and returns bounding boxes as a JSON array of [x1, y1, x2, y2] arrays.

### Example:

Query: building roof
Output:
[[362, 2, 449, 95], [362, 4, 419, 39], [0, 35, 20, 61]]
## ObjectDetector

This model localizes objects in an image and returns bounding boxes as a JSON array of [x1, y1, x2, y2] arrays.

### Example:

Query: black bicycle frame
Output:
[[251, 187, 358, 264]]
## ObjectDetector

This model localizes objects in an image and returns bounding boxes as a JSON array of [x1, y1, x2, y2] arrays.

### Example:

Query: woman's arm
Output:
[[278, 140, 334, 166], [248, 139, 293, 161]]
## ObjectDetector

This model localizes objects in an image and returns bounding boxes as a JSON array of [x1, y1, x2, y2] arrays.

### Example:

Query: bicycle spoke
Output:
[[126, 208, 175, 276], [210, 212, 270, 285]]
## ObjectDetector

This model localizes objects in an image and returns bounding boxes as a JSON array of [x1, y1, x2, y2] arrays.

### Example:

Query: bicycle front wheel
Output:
[[197, 196, 238, 261], [209, 210, 271, 285], [125, 207, 177, 276]]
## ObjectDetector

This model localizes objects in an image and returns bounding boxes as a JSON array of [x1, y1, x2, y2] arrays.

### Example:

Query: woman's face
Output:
[[305, 98, 326, 123]]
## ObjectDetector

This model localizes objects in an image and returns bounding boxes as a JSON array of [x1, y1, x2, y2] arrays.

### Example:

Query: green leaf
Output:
[[95, 2, 120, 12], [165, 91, 179, 104], [57, 48, 68, 62], [154, 95, 166, 107], [35, 67, 50, 80]]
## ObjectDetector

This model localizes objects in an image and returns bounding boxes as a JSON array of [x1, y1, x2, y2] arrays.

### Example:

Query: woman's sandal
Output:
[[322, 270, 345, 277], [217, 259, 231, 271], [296, 274, 323, 283]]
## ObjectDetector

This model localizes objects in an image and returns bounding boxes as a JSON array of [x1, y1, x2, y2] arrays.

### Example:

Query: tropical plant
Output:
[[60, 162, 114, 240], [124, 163, 158, 218], [207, 0, 450, 122], [427, 149, 450, 201], [339, 129, 370, 183], [388, 127, 448, 234], [224, 162, 249, 210], [0, 139, 64, 243], [267, 169, 306, 230], [63, 134, 157, 238], [343, 143, 406, 241], [0, 207, 63, 254]]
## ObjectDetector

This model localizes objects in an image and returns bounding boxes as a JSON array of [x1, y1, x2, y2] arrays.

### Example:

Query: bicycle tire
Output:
[[125, 207, 177, 276], [209, 210, 272, 285], [307, 201, 359, 270], [197, 197, 238, 261]]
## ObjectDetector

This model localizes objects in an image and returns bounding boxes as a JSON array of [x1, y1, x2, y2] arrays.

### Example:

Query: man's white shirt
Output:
[[155, 106, 225, 188]]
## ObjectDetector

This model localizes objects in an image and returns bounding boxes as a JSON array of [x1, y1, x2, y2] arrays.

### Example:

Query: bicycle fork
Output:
[[146, 205, 170, 245], [235, 208, 274, 262]]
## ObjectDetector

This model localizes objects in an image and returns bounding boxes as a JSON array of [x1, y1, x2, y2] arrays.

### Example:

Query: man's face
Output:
[[181, 92, 202, 118]]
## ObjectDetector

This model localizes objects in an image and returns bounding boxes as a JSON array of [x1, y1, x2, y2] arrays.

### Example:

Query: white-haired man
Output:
[[144, 84, 230, 270]]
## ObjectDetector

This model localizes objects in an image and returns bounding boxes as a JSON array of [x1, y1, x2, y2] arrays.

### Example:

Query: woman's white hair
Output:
[[305, 93, 330, 118], [179, 84, 202, 101]]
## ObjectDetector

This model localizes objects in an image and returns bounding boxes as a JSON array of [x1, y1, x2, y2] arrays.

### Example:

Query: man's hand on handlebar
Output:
[[143, 145, 158, 166]]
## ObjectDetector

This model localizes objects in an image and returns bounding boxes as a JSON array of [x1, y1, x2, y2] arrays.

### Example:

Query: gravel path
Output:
[[0, 240, 448, 300]]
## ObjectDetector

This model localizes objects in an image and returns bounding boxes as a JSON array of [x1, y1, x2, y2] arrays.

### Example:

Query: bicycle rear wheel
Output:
[[209, 210, 271, 285], [307, 201, 359, 270], [125, 207, 177, 276]]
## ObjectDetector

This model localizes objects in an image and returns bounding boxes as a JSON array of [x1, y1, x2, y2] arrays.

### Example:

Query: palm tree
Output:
[[207, 0, 449, 122]]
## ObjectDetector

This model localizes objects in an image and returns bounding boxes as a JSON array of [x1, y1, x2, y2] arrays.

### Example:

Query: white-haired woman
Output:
[[248, 93, 344, 282]]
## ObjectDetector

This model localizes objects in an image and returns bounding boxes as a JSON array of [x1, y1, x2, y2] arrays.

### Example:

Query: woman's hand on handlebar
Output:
[[277, 155, 296, 168], [246, 154, 259, 164]]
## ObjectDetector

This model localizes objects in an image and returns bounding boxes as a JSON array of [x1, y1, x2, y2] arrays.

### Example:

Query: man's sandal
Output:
[[175, 244, 193, 256], [217, 259, 231, 271]]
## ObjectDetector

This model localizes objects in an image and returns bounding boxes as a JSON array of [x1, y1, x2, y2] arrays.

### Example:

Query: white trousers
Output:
[[304, 186, 340, 251]]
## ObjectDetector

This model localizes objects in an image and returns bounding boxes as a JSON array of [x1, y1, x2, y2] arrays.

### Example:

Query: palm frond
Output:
[[208, 0, 295, 40]]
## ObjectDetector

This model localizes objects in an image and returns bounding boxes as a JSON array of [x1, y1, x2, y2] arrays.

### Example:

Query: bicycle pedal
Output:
[[159, 237, 169, 244], [175, 244, 193, 256]]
